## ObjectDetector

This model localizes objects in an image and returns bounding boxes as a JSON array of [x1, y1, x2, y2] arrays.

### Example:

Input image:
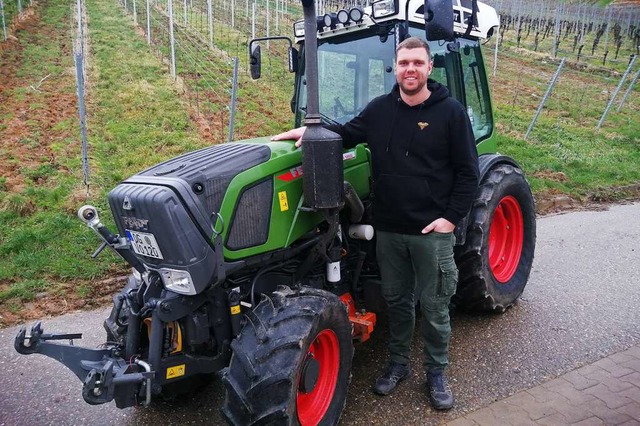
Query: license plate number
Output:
[[126, 230, 164, 259]]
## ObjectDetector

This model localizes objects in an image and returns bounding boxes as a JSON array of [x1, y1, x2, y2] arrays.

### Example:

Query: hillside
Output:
[[0, 0, 638, 326]]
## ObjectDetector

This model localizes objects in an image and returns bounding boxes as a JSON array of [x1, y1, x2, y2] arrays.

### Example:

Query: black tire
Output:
[[221, 286, 354, 426], [454, 164, 536, 312]]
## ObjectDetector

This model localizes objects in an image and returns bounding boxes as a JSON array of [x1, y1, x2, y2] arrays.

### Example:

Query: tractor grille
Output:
[[226, 179, 273, 250]]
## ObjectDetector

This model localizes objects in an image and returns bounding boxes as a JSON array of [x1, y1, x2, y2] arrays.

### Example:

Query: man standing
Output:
[[272, 36, 479, 410]]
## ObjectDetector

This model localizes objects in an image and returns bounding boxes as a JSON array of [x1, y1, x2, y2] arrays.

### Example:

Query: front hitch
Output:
[[15, 322, 153, 407], [77, 205, 145, 274]]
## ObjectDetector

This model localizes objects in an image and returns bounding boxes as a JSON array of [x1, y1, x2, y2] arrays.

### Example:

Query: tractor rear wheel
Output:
[[221, 286, 353, 425], [454, 164, 536, 312]]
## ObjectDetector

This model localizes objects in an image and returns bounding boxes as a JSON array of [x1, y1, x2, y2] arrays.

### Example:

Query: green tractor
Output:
[[15, 0, 536, 424]]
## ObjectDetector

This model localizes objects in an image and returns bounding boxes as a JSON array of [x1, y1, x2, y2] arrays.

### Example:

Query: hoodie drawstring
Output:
[[385, 97, 401, 153], [405, 102, 424, 157]]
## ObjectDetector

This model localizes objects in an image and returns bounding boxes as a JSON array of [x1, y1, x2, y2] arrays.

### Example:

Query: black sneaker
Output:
[[373, 362, 411, 395], [426, 369, 454, 410]]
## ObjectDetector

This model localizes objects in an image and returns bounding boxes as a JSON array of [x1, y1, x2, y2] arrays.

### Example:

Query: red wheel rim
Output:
[[488, 195, 524, 283], [297, 329, 340, 426]]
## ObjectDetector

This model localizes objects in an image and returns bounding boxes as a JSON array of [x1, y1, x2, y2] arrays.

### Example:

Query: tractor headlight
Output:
[[294, 20, 305, 37], [372, 0, 397, 18], [159, 268, 197, 295]]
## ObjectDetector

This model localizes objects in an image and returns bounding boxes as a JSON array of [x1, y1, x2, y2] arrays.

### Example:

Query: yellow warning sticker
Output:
[[278, 191, 289, 212], [230, 305, 241, 314], [166, 364, 186, 380]]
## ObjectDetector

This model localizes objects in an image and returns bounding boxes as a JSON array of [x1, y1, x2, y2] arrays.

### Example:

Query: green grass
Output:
[[0, 0, 205, 309], [0, 0, 638, 318]]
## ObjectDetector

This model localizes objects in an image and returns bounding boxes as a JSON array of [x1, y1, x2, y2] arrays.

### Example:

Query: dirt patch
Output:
[[0, 6, 77, 196], [535, 184, 640, 216], [0, 3, 96, 328], [0, 275, 127, 328]]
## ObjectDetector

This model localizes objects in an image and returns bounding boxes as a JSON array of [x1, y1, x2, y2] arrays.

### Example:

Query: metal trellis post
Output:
[[168, 0, 177, 79], [493, 19, 500, 77], [525, 57, 566, 140], [146, 0, 151, 44], [597, 54, 637, 128], [617, 67, 640, 112], [1, 0, 6, 41], [133, 0, 138, 24], [228, 57, 239, 142], [75, 0, 89, 189], [207, 0, 213, 47]]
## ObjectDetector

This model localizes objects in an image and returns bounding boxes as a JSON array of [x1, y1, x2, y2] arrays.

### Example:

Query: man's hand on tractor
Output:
[[271, 126, 307, 148], [422, 218, 455, 234]]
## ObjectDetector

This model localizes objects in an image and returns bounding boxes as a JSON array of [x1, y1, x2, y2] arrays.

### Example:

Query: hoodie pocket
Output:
[[373, 174, 434, 224]]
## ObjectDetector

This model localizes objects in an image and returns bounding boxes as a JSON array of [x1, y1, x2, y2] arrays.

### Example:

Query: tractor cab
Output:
[[253, 0, 500, 151]]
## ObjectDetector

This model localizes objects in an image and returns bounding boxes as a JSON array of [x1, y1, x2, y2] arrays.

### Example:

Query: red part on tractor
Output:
[[489, 195, 524, 283], [340, 293, 377, 343]]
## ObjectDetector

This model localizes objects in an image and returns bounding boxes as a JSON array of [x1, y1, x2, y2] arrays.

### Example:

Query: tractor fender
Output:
[[454, 153, 522, 246], [478, 153, 522, 179]]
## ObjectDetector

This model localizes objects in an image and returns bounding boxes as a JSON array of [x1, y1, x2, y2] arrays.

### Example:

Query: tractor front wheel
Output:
[[455, 164, 536, 312], [222, 286, 353, 425]]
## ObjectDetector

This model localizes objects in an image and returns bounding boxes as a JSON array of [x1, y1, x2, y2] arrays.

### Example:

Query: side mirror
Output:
[[250, 44, 262, 80], [249, 36, 297, 80], [424, 0, 454, 42]]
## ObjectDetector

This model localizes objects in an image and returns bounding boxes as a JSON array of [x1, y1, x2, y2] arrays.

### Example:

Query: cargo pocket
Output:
[[436, 251, 458, 297]]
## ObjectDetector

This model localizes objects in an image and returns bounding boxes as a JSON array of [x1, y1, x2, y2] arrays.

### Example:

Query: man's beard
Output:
[[399, 79, 426, 96]]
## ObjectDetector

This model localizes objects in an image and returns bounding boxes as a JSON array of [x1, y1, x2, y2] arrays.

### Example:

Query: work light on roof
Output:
[[349, 7, 364, 23], [323, 12, 337, 29], [337, 9, 349, 24]]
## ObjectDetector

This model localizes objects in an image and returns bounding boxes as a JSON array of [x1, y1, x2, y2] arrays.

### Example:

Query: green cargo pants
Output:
[[376, 230, 458, 370]]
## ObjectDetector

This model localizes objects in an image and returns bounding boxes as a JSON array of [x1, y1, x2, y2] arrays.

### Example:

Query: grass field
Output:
[[0, 0, 638, 326]]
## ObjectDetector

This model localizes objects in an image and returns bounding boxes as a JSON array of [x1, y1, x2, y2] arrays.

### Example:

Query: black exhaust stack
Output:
[[300, 0, 343, 211]]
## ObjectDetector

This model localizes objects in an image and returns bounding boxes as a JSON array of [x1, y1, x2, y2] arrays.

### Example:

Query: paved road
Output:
[[1, 202, 639, 426]]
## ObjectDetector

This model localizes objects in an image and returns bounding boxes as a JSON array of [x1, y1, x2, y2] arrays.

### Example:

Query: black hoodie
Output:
[[328, 79, 479, 235]]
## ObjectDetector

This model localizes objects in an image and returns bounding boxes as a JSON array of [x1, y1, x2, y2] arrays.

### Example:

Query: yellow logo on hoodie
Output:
[[417, 122, 429, 130]]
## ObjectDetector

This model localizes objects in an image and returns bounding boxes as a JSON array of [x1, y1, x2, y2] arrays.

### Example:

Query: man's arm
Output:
[[422, 103, 479, 234], [443, 103, 480, 225]]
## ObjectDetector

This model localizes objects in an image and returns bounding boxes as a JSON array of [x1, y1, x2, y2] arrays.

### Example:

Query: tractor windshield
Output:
[[294, 27, 493, 143]]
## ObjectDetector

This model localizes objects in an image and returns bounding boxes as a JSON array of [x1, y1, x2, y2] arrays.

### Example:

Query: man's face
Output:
[[395, 47, 433, 97]]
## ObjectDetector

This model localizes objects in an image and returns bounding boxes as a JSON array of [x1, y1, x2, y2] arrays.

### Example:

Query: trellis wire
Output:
[[115, 0, 637, 140], [485, 0, 640, 69]]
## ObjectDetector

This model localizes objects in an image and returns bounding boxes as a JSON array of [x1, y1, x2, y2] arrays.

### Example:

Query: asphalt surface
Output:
[[1, 202, 639, 426]]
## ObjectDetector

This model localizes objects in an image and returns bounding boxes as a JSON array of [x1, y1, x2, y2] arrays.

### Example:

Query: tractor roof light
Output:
[[337, 9, 349, 25], [372, 0, 397, 19], [323, 12, 338, 29], [349, 7, 364, 23]]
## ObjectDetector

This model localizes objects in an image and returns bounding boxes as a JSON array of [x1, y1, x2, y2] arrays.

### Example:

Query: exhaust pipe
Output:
[[300, 0, 343, 211]]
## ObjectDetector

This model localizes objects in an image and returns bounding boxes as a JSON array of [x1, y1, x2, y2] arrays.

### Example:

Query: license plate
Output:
[[125, 230, 164, 259]]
